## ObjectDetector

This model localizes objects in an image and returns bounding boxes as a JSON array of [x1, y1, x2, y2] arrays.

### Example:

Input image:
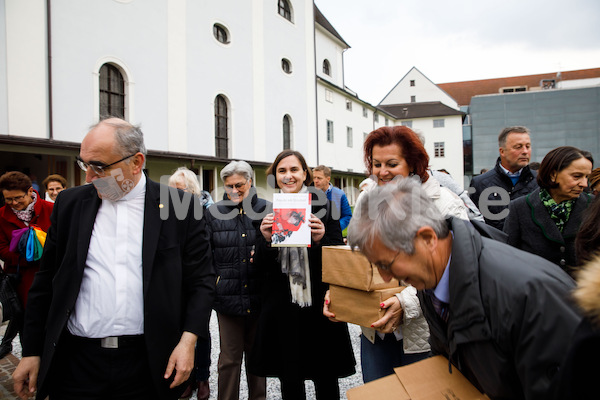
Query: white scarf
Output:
[[279, 185, 312, 307]]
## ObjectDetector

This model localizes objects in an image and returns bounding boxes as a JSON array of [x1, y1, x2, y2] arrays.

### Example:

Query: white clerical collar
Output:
[[121, 173, 146, 201]]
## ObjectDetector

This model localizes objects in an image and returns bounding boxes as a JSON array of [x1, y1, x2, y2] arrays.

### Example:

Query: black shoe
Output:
[[0, 341, 12, 359]]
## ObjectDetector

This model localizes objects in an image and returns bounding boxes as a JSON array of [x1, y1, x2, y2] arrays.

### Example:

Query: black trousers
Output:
[[48, 332, 159, 400], [280, 375, 340, 400]]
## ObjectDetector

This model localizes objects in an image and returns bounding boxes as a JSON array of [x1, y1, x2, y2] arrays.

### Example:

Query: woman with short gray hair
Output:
[[204, 160, 269, 400], [220, 160, 253, 183]]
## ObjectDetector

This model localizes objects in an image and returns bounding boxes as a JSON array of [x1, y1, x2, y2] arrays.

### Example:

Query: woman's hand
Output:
[[371, 295, 403, 333], [323, 289, 340, 322], [309, 214, 325, 244], [260, 213, 274, 242]]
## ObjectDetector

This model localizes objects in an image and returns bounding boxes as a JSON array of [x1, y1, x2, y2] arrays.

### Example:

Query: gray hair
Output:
[[347, 178, 449, 255], [92, 118, 147, 166], [498, 126, 530, 148], [220, 160, 253, 182], [168, 167, 202, 196]]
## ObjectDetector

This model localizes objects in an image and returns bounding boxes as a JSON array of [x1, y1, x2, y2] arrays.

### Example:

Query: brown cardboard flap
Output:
[[346, 356, 491, 400], [394, 356, 490, 399], [347, 374, 410, 400], [329, 284, 404, 328], [322, 245, 399, 291]]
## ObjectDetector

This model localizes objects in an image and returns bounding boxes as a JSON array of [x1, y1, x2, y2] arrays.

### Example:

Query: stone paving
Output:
[[0, 314, 364, 399]]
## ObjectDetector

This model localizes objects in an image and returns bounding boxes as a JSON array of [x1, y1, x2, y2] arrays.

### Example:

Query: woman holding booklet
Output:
[[248, 150, 355, 400], [324, 125, 468, 383]]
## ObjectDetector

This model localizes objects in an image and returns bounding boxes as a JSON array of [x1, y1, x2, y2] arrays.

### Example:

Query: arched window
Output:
[[278, 0, 292, 22], [322, 59, 331, 76], [215, 95, 228, 158], [283, 115, 292, 149], [281, 58, 292, 74], [213, 23, 229, 44], [99, 63, 125, 118]]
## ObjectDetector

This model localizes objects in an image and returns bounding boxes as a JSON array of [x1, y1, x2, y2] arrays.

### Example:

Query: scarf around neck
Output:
[[279, 185, 312, 307], [12, 190, 37, 225], [540, 188, 574, 233]]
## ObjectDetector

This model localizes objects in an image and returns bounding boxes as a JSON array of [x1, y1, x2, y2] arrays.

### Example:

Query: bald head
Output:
[[79, 118, 146, 187]]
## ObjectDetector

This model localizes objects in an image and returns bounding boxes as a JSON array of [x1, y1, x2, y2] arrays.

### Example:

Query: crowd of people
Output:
[[0, 118, 598, 400]]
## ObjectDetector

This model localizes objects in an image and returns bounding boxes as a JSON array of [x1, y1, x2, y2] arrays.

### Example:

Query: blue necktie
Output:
[[430, 293, 449, 322]]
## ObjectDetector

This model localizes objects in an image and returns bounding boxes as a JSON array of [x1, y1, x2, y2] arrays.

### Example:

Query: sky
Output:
[[313, 0, 600, 105]]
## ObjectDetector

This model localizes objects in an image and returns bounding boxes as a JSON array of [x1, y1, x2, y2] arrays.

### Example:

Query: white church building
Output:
[[0, 0, 465, 202]]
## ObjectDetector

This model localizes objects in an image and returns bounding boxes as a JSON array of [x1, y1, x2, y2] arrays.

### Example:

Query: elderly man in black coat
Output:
[[348, 178, 581, 400], [12, 119, 215, 400]]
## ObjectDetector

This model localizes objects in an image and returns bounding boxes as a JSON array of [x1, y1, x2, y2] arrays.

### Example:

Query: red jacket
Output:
[[0, 190, 53, 305]]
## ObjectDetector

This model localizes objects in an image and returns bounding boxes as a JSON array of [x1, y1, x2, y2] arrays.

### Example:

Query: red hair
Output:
[[363, 126, 430, 182]]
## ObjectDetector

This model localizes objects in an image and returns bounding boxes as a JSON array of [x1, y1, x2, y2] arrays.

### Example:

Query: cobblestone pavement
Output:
[[0, 313, 364, 399]]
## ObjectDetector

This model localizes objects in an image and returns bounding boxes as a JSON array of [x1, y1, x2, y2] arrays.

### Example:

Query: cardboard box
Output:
[[329, 284, 404, 328], [322, 245, 400, 291], [347, 355, 490, 400]]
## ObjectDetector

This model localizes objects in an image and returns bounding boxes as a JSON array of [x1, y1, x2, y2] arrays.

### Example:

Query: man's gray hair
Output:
[[220, 160, 253, 182], [347, 178, 449, 255], [498, 126, 530, 148], [92, 118, 147, 166]]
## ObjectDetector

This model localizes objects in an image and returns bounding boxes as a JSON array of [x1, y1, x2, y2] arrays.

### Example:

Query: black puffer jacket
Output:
[[204, 189, 271, 317], [469, 157, 538, 231]]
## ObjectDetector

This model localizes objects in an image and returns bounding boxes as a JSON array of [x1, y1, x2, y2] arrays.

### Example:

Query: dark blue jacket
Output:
[[469, 157, 538, 231], [204, 189, 270, 317]]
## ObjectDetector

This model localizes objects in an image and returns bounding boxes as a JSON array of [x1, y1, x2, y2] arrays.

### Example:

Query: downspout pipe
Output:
[[312, 6, 319, 166], [46, 0, 53, 140]]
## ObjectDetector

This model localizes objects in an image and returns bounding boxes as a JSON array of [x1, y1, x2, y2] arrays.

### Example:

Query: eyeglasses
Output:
[[372, 251, 400, 272], [4, 194, 27, 204], [224, 181, 248, 191], [76, 153, 137, 176]]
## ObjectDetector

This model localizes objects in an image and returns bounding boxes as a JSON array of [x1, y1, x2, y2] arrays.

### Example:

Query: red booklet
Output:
[[271, 193, 311, 247]]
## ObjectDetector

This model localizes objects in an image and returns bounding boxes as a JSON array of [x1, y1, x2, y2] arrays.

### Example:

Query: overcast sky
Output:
[[314, 0, 600, 105]]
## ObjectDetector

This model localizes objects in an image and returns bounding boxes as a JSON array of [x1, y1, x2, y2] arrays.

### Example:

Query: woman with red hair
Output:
[[325, 125, 468, 383]]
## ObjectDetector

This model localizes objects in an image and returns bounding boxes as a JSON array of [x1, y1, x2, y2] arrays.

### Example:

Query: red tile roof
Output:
[[438, 68, 600, 106]]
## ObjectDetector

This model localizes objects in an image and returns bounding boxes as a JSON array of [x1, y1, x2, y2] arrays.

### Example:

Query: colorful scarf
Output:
[[540, 188, 573, 233], [11, 191, 37, 226]]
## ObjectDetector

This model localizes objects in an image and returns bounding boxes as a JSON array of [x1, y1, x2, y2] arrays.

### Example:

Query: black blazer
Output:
[[22, 177, 216, 399], [503, 187, 593, 275]]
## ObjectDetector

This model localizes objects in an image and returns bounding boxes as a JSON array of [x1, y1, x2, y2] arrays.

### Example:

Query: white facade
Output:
[[3, 0, 48, 138], [412, 115, 465, 185], [0, 0, 465, 198], [380, 67, 459, 110], [380, 67, 466, 188]]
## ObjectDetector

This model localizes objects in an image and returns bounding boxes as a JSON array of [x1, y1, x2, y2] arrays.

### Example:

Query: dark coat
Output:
[[469, 158, 538, 231], [204, 189, 270, 317], [419, 218, 581, 400], [0, 190, 53, 305], [22, 178, 215, 399], [552, 258, 600, 400], [248, 194, 356, 380], [503, 188, 593, 275]]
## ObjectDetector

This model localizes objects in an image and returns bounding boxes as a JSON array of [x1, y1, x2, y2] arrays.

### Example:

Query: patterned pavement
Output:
[[0, 323, 20, 400]]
